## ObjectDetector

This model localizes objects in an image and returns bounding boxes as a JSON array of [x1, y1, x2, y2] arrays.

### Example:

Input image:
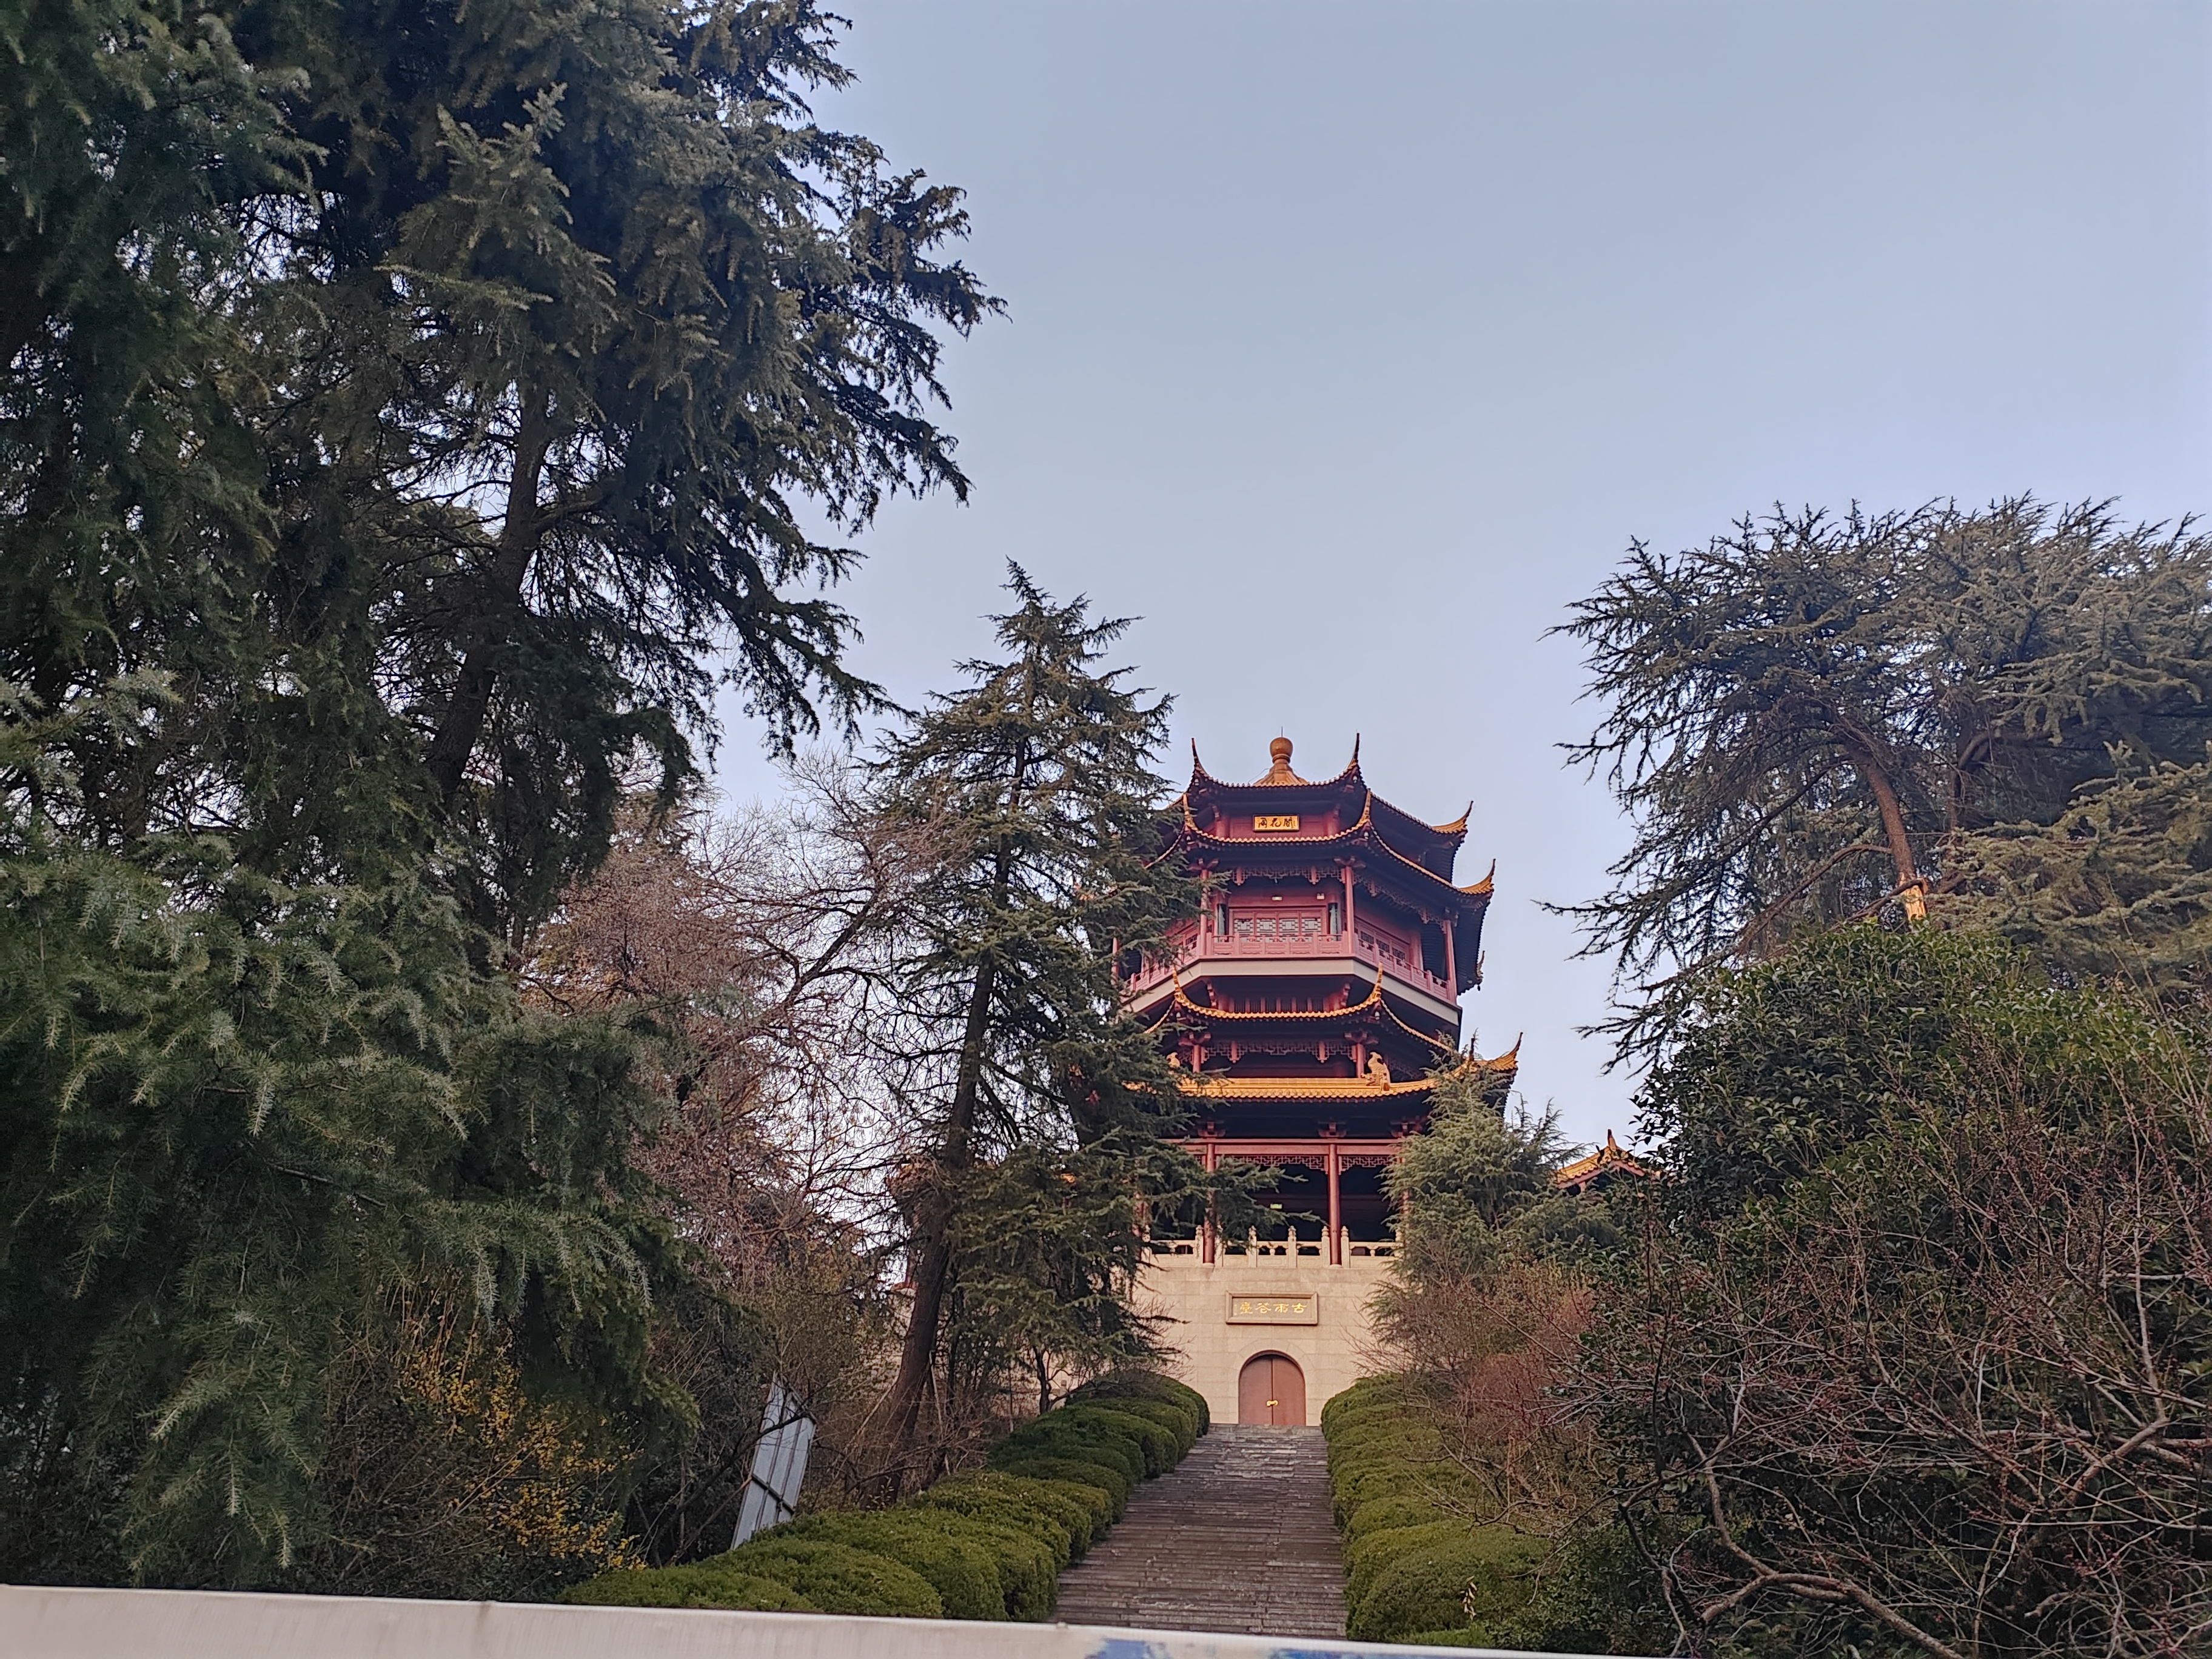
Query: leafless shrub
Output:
[[1586, 1007, 2212, 1658]]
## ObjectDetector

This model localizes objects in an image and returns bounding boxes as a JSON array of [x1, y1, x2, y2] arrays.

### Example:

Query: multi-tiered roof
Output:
[[1127, 738, 1516, 1256]]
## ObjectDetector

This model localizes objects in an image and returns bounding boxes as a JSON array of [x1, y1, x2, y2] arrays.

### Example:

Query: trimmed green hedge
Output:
[[1076, 1394, 1196, 1455], [1067, 1370, 1208, 1440], [1321, 1376, 1545, 1643], [561, 1561, 814, 1612], [770, 1512, 1002, 1619], [990, 1409, 1154, 1483], [699, 1537, 943, 1618], [1353, 1523, 1546, 1639], [986, 1452, 1133, 1518], [1324, 1376, 1675, 1652], [565, 1369, 1207, 1621], [911, 1472, 1101, 1564]]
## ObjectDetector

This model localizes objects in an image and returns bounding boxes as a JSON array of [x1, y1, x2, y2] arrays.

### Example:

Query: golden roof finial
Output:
[[1255, 736, 1308, 785]]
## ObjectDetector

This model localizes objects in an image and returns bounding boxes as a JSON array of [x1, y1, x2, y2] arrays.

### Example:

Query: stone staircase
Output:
[[1052, 1424, 1346, 1637]]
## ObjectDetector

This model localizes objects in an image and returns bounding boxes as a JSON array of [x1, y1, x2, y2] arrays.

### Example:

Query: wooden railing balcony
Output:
[[1148, 1224, 1398, 1262], [1122, 925, 1456, 1007]]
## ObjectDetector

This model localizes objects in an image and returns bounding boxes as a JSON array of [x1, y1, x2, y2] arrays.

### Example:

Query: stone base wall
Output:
[[1131, 1249, 1396, 1426]]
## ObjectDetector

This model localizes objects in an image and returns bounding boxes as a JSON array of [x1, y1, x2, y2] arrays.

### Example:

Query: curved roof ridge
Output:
[[1170, 966, 1386, 1025], [1136, 964, 1191, 1031], [1309, 734, 1363, 789], [1383, 998, 1459, 1053], [1430, 1033, 1521, 1081], [1372, 825, 1476, 891], [1173, 814, 1489, 909], [1241, 733, 1364, 788], [1431, 802, 1473, 836], [1183, 736, 1365, 792]]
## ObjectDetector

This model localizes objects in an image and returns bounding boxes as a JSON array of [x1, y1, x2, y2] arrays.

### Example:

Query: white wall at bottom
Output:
[[4, 1585, 1636, 1659], [1131, 1250, 1398, 1426]]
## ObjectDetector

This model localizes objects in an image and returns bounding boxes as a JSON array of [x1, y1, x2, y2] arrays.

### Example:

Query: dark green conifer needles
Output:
[[1, 0, 987, 1583]]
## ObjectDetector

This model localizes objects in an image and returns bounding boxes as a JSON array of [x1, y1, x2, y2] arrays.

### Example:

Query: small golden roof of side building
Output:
[[1555, 1131, 1653, 1194]]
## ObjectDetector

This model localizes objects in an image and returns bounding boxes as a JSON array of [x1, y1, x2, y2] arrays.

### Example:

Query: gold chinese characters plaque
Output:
[[1252, 814, 1299, 832], [1227, 1293, 1319, 1326]]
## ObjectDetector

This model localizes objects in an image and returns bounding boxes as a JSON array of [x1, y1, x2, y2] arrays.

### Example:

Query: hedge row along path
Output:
[[1053, 1426, 1346, 1637]]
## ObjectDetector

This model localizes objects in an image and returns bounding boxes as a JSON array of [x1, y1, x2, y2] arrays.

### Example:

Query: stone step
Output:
[[1052, 1424, 1346, 1638]]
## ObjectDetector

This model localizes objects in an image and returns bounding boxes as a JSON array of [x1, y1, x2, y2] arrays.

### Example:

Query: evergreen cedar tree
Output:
[[1557, 498, 2212, 1049], [1, 0, 989, 1586], [875, 569, 1210, 1475], [3, 0, 991, 939]]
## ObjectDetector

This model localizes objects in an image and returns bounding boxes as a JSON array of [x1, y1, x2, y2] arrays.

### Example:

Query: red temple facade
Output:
[[1126, 737, 1517, 1425]]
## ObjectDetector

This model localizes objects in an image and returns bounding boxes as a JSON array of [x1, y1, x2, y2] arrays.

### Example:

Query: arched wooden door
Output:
[[1237, 1352, 1307, 1426]]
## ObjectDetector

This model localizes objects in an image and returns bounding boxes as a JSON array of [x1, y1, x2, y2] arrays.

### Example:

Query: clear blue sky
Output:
[[713, 1, 2212, 1147]]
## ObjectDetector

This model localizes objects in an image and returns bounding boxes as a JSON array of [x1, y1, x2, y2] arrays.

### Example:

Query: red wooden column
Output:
[[1443, 917, 1457, 995], [1324, 1138, 1342, 1265]]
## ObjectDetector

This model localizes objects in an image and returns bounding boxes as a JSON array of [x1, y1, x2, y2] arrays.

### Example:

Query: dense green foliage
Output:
[[1065, 1367, 1210, 1436], [1331, 1061, 1658, 1652], [1638, 923, 2018, 1225], [1359, 927, 2212, 1656], [1324, 1375, 1675, 1654], [1, 0, 987, 1592], [0, 817, 696, 1585], [1465, 496, 2212, 1655], [1942, 751, 2212, 985], [910, 1470, 1102, 1559], [772, 1509, 1052, 1621], [1385, 1064, 1617, 1286], [984, 1451, 1131, 1518], [5, 0, 991, 933], [566, 1368, 1207, 1620], [680, 1536, 947, 1618]]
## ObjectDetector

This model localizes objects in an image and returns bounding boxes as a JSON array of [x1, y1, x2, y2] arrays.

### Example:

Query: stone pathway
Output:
[[1053, 1425, 1346, 1638]]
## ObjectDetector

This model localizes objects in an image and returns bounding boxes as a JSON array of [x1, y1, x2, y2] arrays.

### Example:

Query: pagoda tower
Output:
[[1125, 736, 1515, 1427]]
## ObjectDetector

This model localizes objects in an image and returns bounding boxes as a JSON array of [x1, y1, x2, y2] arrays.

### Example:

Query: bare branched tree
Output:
[[1588, 956, 2212, 1657], [526, 757, 944, 1403], [523, 756, 965, 1518]]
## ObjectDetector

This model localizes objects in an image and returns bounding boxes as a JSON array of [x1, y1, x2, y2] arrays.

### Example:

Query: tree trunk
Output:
[[883, 952, 996, 1473], [425, 395, 554, 808], [1842, 731, 1923, 915]]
